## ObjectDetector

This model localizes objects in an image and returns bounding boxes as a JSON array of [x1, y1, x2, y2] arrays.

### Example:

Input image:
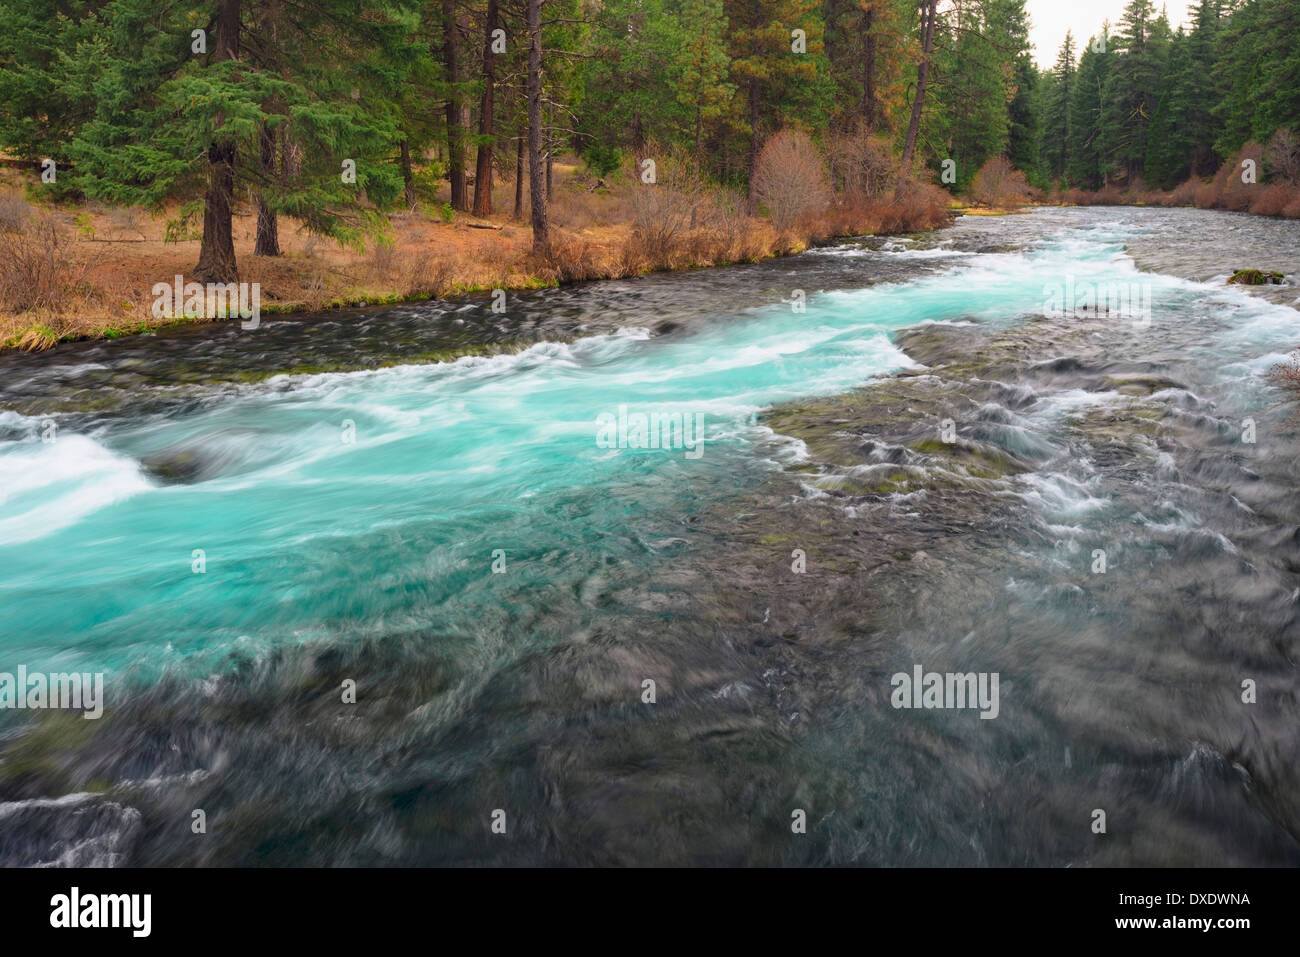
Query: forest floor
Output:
[[0, 157, 958, 354]]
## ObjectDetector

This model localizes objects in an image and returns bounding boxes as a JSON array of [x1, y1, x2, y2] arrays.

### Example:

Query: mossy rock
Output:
[[1098, 373, 1185, 396], [907, 437, 1028, 479], [1228, 268, 1284, 286]]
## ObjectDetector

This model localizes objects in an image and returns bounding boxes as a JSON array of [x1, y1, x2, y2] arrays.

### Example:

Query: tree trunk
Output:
[[632, 114, 645, 169], [400, 139, 417, 209], [526, 0, 548, 253], [472, 0, 499, 217], [513, 134, 525, 220], [255, 121, 280, 256], [545, 105, 554, 203], [195, 0, 240, 283], [253, 1, 280, 257], [899, 0, 938, 188], [442, 0, 468, 211]]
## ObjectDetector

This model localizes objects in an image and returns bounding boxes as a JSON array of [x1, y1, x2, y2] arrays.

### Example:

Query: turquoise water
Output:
[[0, 224, 1133, 677]]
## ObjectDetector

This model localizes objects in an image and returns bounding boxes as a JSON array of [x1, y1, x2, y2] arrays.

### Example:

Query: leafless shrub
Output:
[[1168, 179, 1200, 206], [970, 156, 1033, 208], [367, 241, 398, 280], [105, 206, 147, 240], [1265, 127, 1300, 186], [828, 127, 895, 197], [400, 249, 455, 299], [628, 183, 695, 264], [1249, 183, 1299, 217], [1270, 354, 1300, 423], [0, 190, 32, 233], [0, 212, 91, 314], [752, 129, 832, 232]]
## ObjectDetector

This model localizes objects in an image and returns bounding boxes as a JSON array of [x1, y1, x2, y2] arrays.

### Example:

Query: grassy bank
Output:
[[0, 158, 953, 354]]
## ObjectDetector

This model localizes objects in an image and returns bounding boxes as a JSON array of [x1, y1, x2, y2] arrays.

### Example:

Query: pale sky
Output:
[[1026, 0, 1197, 66]]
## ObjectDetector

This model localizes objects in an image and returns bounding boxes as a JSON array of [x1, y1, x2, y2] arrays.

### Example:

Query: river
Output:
[[1, 206, 1297, 865]]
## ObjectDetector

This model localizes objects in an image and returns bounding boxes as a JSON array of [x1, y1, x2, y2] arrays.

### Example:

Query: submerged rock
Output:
[[139, 448, 208, 484]]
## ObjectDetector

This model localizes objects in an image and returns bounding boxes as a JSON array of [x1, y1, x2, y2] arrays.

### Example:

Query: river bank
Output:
[[0, 160, 953, 354]]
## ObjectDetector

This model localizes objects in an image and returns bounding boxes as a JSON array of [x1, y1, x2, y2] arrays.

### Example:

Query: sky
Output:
[[1026, 0, 1197, 66]]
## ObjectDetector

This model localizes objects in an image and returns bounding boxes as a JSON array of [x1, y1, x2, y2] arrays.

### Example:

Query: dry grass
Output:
[[0, 150, 954, 353]]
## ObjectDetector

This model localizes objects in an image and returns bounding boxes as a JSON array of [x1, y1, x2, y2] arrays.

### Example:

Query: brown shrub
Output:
[[1212, 143, 1264, 211], [538, 231, 614, 283], [400, 249, 457, 298], [817, 176, 951, 239], [881, 179, 952, 233], [970, 156, 1033, 208], [1094, 184, 1124, 205], [0, 190, 32, 233], [1264, 127, 1300, 185], [752, 129, 832, 231], [1249, 183, 1299, 217], [1168, 178, 1201, 206], [688, 188, 766, 263], [550, 187, 615, 230], [627, 183, 695, 265], [366, 241, 399, 281], [1269, 354, 1300, 422], [0, 212, 92, 314], [827, 127, 895, 197]]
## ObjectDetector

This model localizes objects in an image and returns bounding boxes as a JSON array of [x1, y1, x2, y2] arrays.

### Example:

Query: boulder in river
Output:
[[1227, 268, 1284, 285]]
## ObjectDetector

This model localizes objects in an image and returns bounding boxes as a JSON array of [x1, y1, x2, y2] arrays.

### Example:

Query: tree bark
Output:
[[899, 0, 938, 184], [255, 121, 280, 256], [195, 0, 240, 283], [545, 99, 553, 202], [526, 0, 548, 253], [513, 134, 524, 220], [472, 0, 499, 216], [400, 139, 417, 209], [442, 0, 468, 211], [252, 1, 280, 257]]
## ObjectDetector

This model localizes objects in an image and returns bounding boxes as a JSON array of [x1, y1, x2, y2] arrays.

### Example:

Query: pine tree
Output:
[[725, 0, 829, 207], [1067, 28, 1112, 189], [672, 0, 734, 176], [57, 0, 412, 283], [1098, 0, 1169, 185], [1042, 32, 1077, 182]]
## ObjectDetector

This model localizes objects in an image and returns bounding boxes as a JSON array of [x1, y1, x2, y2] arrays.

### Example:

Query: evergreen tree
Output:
[[1067, 28, 1112, 189], [1042, 31, 1077, 182]]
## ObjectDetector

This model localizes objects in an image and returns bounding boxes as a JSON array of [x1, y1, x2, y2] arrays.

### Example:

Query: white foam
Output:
[[0, 434, 152, 544]]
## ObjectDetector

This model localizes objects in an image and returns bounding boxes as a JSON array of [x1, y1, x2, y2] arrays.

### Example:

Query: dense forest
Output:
[[0, 0, 1297, 284]]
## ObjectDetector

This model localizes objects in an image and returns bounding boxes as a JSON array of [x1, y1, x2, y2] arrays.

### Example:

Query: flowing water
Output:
[[1, 207, 1298, 866]]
